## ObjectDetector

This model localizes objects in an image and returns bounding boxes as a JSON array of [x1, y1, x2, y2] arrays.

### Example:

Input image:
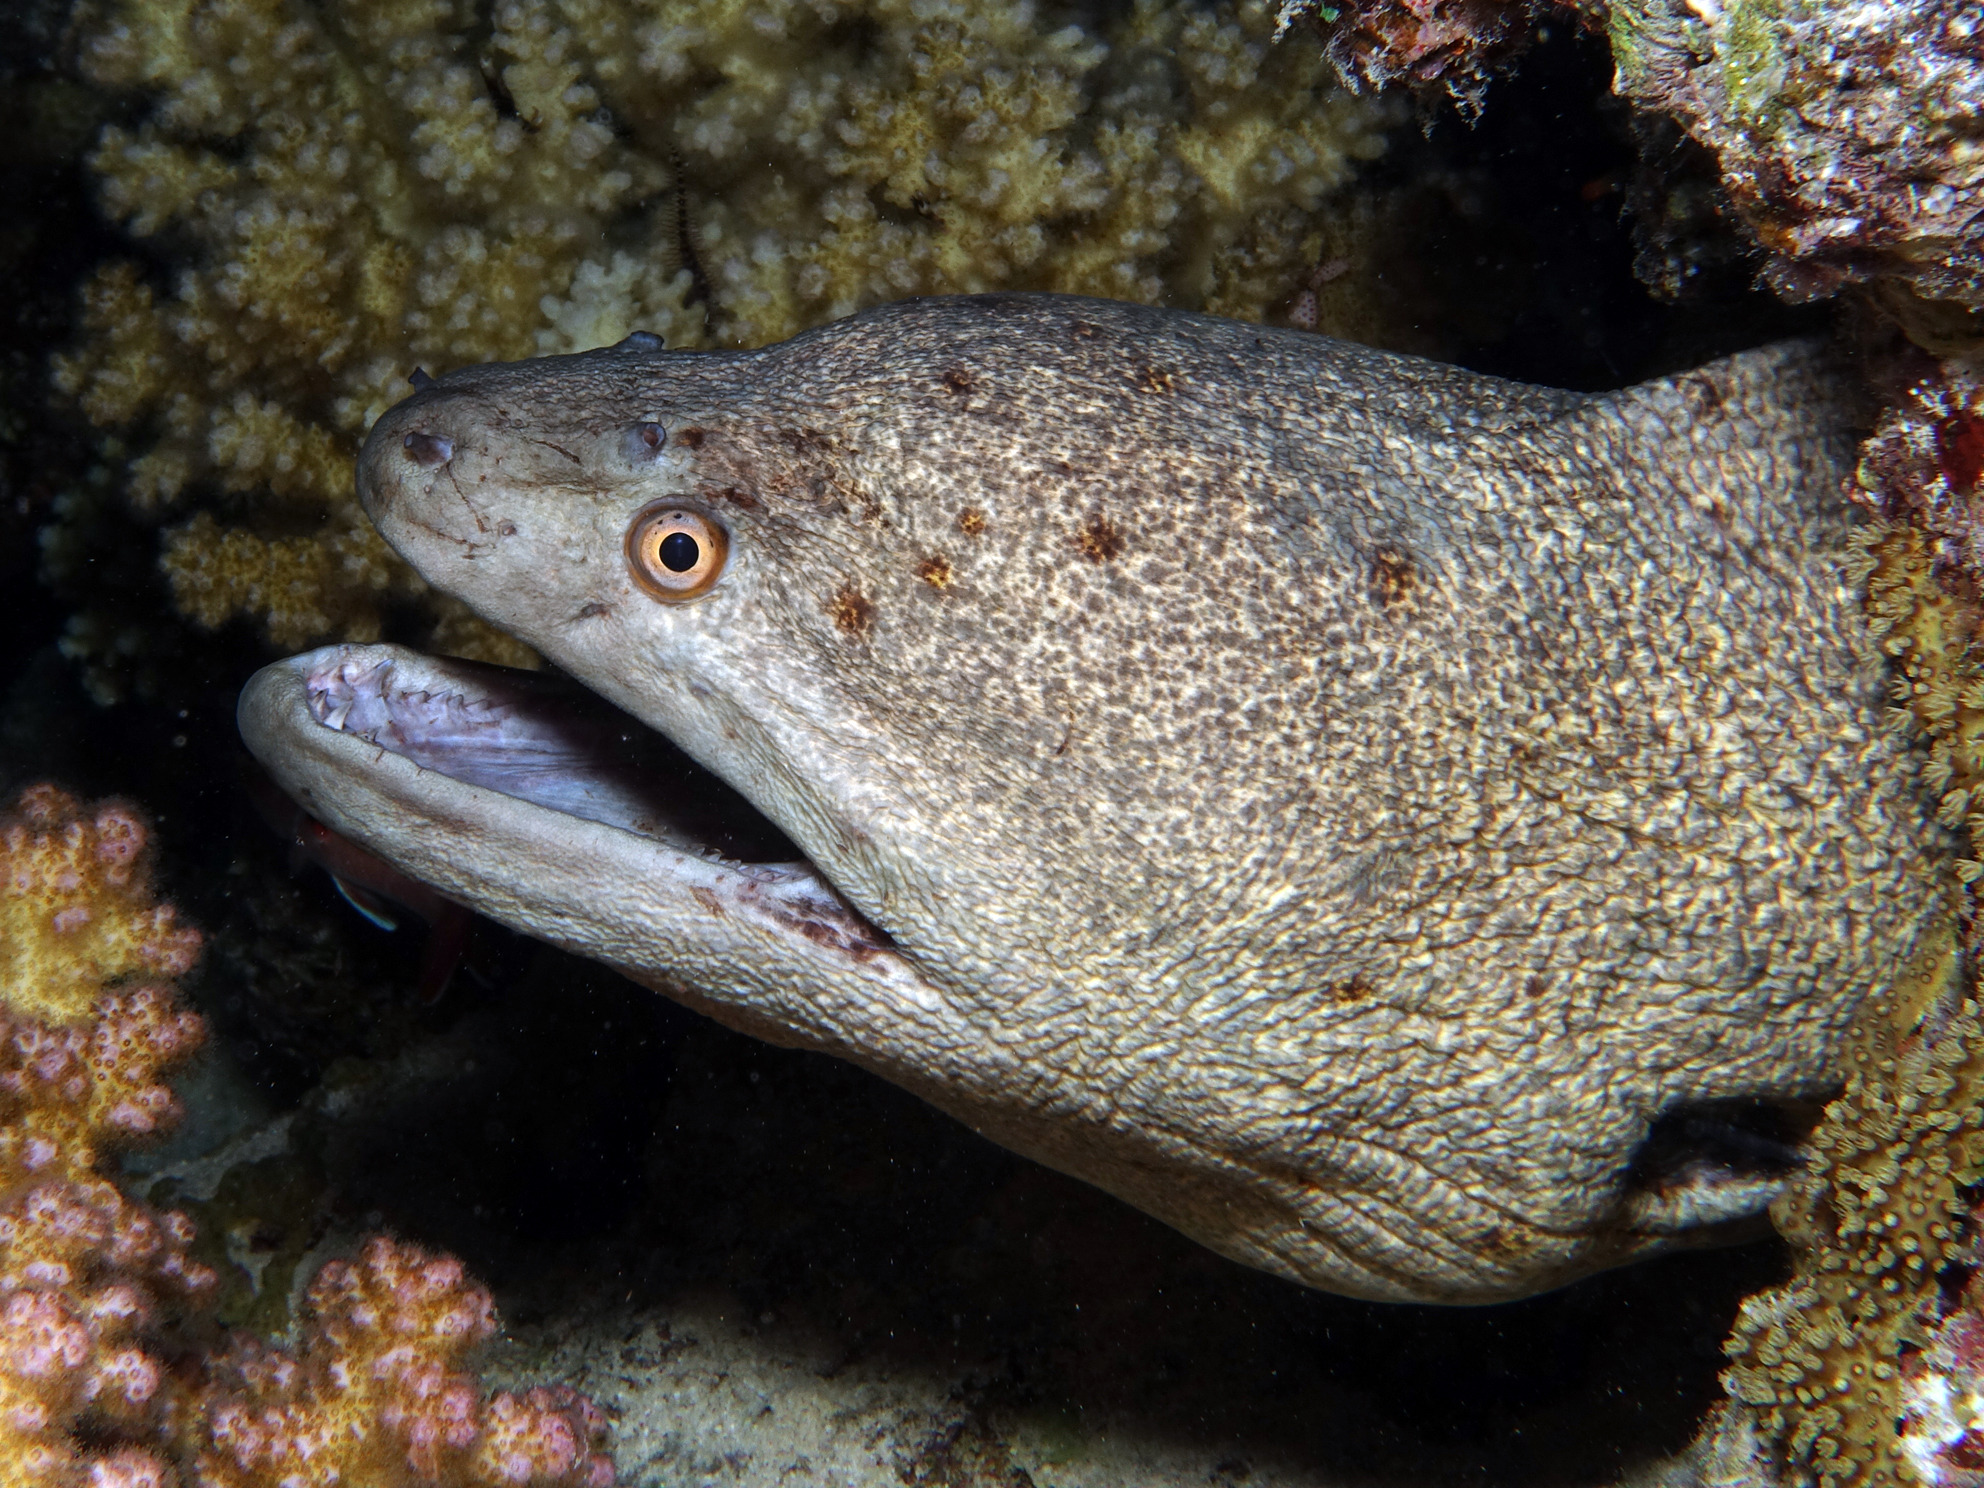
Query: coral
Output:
[[1714, 938, 1984, 1487], [1849, 358, 1984, 864], [1274, 0, 1539, 106], [1, 782, 201, 1028], [53, 0, 1396, 656], [1589, 0, 1984, 344], [0, 785, 613, 1487], [1686, 1203, 1984, 1487], [186, 1236, 614, 1488], [0, 783, 217, 1484], [1280, 0, 1982, 341]]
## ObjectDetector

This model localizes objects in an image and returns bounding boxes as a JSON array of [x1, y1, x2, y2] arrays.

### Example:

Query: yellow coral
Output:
[[0, 783, 201, 1029], [55, 0, 1396, 655], [0, 785, 216, 1485]]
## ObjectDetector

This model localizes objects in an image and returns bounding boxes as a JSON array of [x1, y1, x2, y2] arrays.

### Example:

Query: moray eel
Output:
[[239, 294, 1949, 1304]]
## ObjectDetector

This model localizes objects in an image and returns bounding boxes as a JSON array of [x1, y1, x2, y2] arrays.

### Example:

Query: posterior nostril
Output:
[[403, 431, 454, 467]]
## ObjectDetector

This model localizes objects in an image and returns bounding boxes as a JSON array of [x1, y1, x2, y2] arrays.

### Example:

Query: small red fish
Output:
[[242, 763, 473, 1003]]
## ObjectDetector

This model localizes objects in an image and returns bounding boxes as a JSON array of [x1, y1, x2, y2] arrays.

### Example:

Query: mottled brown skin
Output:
[[329, 295, 1948, 1302]]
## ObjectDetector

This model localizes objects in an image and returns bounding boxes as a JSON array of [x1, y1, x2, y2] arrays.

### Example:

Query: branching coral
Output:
[[0, 784, 613, 1486], [2, 782, 202, 1028], [0, 782, 217, 1482], [187, 1236, 613, 1488], [53, 0, 1397, 659]]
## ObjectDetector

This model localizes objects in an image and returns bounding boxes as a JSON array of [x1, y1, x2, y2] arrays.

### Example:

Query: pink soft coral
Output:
[[189, 1237, 613, 1488], [0, 785, 216, 1485], [0, 786, 615, 1488]]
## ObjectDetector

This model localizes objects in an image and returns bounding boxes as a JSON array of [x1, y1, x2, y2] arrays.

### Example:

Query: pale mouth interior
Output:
[[304, 652, 802, 866]]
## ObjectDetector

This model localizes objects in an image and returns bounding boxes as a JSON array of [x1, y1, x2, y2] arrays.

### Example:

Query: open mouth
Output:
[[300, 650, 800, 867], [240, 642, 908, 986]]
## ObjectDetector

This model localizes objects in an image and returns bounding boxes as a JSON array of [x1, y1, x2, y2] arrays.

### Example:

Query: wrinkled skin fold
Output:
[[241, 294, 1950, 1304]]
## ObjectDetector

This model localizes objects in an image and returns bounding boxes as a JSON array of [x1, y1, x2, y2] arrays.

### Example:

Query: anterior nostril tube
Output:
[[624, 422, 666, 461], [403, 431, 454, 467]]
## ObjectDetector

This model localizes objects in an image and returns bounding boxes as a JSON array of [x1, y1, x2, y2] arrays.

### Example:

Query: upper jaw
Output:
[[235, 643, 918, 1008], [286, 644, 792, 860]]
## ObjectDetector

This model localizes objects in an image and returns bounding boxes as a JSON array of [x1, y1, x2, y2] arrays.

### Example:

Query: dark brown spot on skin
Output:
[[941, 366, 974, 394], [957, 508, 987, 537], [917, 555, 953, 589], [792, 917, 882, 963], [676, 427, 706, 449], [575, 601, 612, 620], [1326, 972, 1375, 1003], [827, 583, 875, 638], [1140, 364, 1176, 395], [1075, 513, 1124, 564], [496, 520, 517, 538], [691, 886, 725, 917], [783, 427, 831, 454], [1369, 545, 1416, 610], [1525, 974, 1550, 998], [1070, 320, 1098, 340], [720, 485, 759, 510]]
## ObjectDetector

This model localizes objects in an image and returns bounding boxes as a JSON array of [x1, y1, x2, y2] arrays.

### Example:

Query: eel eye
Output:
[[626, 505, 727, 601]]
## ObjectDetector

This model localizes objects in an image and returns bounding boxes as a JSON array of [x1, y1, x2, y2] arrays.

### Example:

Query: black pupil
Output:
[[659, 530, 700, 573]]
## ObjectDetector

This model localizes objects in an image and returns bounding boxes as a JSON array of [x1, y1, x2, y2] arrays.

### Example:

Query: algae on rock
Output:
[[53, 0, 1398, 657], [1593, 0, 1983, 344]]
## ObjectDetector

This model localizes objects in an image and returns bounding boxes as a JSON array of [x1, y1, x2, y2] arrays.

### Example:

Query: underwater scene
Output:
[[0, 0, 1980, 1483]]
